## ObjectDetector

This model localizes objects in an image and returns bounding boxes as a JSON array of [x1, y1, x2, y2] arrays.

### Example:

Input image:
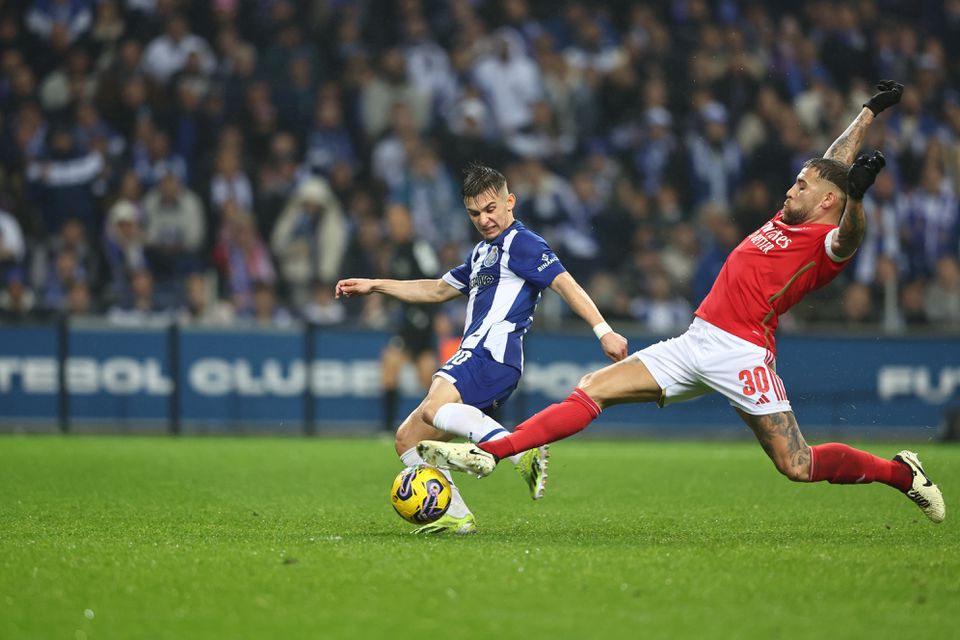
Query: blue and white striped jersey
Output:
[[442, 221, 566, 371]]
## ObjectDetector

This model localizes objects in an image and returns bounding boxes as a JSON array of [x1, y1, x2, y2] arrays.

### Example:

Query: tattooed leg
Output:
[[736, 409, 811, 482]]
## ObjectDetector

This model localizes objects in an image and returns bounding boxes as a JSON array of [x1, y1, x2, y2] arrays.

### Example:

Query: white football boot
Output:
[[894, 450, 945, 523], [417, 441, 497, 477]]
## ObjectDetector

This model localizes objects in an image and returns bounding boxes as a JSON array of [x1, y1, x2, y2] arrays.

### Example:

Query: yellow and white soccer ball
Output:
[[390, 465, 451, 524]]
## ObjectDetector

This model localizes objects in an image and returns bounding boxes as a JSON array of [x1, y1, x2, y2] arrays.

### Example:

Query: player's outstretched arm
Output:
[[549, 272, 628, 361], [335, 278, 460, 303], [832, 152, 886, 260], [823, 80, 902, 165]]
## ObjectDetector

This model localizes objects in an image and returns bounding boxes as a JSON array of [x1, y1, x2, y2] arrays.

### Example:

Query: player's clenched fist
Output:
[[863, 80, 903, 115], [335, 278, 375, 298], [600, 332, 629, 362], [847, 151, 886, 200]]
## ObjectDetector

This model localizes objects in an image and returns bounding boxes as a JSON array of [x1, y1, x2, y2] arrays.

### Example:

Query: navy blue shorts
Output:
[[434, 349, 520, 414]]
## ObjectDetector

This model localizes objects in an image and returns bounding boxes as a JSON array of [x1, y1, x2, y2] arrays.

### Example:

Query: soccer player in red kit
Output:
[[419, 80, 945, 524]]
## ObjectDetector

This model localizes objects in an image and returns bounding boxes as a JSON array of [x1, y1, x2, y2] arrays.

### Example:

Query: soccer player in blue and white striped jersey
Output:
[[335, 163, 628, 533]]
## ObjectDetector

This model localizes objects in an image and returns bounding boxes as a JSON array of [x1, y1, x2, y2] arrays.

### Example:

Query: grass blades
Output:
[[1, 436, 957, 639]]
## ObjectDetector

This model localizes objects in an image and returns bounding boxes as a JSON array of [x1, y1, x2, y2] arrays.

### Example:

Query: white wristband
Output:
[[592, 322, 613, 340]]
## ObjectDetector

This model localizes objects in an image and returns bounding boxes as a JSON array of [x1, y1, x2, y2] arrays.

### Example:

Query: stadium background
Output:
[[0, 0, 958, 434]]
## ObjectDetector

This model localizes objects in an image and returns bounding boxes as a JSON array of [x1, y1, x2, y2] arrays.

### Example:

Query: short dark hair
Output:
[[462, 162, 507, 199], [803, 157, 848, 195]]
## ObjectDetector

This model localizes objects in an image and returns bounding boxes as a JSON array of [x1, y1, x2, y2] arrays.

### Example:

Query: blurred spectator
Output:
[[840, 282, 880, 326], [305, 88, 357, 177], [686, 101, 742, 209], [506, 99, 576, 167], [691, 210, 740, 306], [240, 280, 293, 328], [107, 268, 169, 325], [101, 199, 148, 303], [255, 131, 303, 240], [0, 275, 37, 323], [25, 0, 93, 74], [632, 106, 684, 198], [133, 128, 187, 189], [209, 146, 253, 213], [391, 143, 466, 251], [0, 208, 26, 283], [371, 101, 422, 193], [925, 256, 960, 327], [213, 200, 276, 314], [30, 217, 97, 311], [65, 279, 95, 318], [629, 269, 693, 334], [302, 279, 346, 326], [898, 160, 958, 279], [401, 14, 456, 119], [141, 13, 216, 83], [899, 279, 929, 327], [853, 171, 904, 284], [25, 125, 104, 237], [142, 170, 206, 294], [473, 28, 542, 135], [271, 177, 347, 307], [177, 271, 233, 326], [360, 47, 430, 140], [39, 45, 96, 114]]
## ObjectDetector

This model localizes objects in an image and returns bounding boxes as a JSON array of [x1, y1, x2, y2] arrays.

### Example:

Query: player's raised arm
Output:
[[334, 277, 460, 303], [823, 80, 902, 165], [831, 152, 886, 260], [548, 271, 628, 361]]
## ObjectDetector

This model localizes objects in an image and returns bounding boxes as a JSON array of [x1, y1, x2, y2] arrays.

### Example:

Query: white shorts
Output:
[[635, 317, 792, 416]]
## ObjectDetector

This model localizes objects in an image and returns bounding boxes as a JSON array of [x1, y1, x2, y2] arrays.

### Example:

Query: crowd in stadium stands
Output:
[[0, 0, 958, 335]]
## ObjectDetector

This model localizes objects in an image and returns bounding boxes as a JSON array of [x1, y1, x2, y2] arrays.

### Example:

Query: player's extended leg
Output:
[[428, 403, 550, 499], [481, 355, 662, 459], [395, 377, 476, 534], [420, 356, 663, 474], [736, 409, 945, 522]]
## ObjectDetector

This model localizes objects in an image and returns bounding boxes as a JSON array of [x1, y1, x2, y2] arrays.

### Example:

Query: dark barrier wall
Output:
[[0, 323, 957, 437]]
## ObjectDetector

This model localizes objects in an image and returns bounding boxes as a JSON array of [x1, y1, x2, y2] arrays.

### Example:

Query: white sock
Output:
[[433, 403, 523, 466], [399, 447, 470, 518]]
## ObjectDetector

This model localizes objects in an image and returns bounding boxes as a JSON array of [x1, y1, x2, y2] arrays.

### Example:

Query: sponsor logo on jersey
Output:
[[749, 221, 793, 254], [470, 273, 495, 289], [482, 246, 499, 267], [537, 252, 559, 272]]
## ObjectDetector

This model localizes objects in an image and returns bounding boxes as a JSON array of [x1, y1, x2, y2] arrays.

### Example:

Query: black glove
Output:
[[863, 80, 904, 115], [847, 151, 886, 200]]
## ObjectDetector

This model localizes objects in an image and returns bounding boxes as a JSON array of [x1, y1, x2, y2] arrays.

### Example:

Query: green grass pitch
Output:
[[1, 435, 957, 639]]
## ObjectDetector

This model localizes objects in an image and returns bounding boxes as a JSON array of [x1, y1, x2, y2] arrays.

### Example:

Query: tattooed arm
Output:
[[830, 196, 866, 260], [823, 108, 875, 165], [831, 152, 887, 260], [824, 80, 903, 165]]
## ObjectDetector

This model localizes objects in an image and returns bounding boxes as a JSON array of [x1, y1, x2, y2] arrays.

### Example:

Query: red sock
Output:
[[479, 388, 601, 459], [809, 443, 912, 491]]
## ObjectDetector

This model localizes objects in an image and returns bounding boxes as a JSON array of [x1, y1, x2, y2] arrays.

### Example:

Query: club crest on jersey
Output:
[[482, 246, 499, 267], [749, 221, 793, 254]]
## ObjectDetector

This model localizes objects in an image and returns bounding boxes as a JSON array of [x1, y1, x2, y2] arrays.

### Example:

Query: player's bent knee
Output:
[[773, 457, 811, 482], [420, 403, 440, 426]]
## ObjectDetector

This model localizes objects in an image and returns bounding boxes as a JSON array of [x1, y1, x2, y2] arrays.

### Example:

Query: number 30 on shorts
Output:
[[738, 366, 771, 396], [442, 349, 473, 369]]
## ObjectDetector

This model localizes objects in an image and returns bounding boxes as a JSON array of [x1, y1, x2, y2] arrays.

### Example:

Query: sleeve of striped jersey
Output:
[[509, 231, 566, 289], [442, 261, 470, 293]]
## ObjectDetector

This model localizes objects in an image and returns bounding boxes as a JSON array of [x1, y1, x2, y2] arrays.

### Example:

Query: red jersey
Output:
[[695, 211, 851, 354]]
